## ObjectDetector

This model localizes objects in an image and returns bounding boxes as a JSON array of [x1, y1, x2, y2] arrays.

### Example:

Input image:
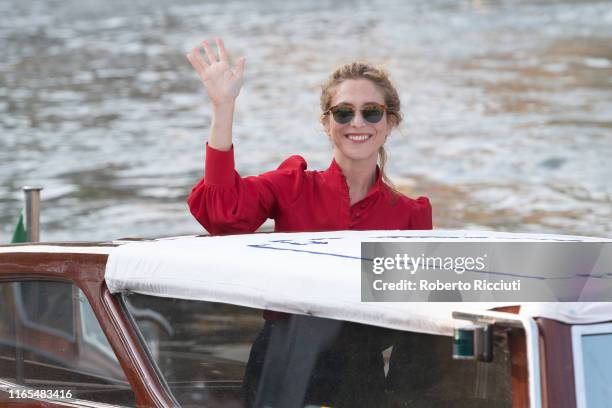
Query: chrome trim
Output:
[[520, 315, 542, 408], [453, 309, 542, 408], [23, 186, 43, 242], [452, 310, 524, 329]]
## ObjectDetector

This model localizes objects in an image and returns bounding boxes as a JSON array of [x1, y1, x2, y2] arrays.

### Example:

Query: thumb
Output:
[[234, 57, 246, 80]]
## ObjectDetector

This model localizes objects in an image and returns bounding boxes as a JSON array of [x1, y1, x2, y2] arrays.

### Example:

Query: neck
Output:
[[333, 153, 378, 206]]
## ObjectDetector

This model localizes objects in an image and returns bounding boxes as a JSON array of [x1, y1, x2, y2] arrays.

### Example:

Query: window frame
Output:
[[79, 289, 117, 360], [0, 249, 182, 407], [0, 277, 135, 407], [117, 293, 180, 407], [571, 321, 612, 408]]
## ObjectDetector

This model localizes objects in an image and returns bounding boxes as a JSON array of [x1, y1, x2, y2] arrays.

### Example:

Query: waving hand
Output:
[[186, 38, 246, 107]]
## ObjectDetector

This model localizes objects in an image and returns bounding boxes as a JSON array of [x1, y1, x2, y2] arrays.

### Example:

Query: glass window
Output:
[[16, 281, 74, 338], [573, 325, 612, 408], [0, 281, 135, 406], [124, 294, 257, 407], [79, 290, 116, 359], [124, 293, 513, 408], [385, 331, 511, 406]]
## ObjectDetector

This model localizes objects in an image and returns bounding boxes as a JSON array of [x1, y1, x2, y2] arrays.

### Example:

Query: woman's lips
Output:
[[346, 133, 372, 142]]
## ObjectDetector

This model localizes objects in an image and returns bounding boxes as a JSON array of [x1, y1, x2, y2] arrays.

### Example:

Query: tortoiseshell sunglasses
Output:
[[324, 103, 388, 125]]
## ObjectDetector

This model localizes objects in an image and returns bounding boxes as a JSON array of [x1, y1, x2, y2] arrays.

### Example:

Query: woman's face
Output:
[[324, 78, 392, 165]]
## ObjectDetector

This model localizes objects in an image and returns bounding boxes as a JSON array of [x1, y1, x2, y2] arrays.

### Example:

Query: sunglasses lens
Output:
[[362, 106, 384, 123], [331, 107, 354, 124]]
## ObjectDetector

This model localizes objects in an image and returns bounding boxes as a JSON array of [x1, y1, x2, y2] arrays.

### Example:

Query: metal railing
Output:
[[22, 186, 43, 243]]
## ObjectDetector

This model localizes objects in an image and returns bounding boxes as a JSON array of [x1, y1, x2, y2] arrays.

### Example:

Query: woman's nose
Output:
[[350, 110, 366, 126]]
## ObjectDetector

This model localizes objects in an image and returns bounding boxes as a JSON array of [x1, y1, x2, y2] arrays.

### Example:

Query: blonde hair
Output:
[[320, 62, 402, 193]]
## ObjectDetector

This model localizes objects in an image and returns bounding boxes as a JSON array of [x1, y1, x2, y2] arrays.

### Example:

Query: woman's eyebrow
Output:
[[336, 101, 382, 106]]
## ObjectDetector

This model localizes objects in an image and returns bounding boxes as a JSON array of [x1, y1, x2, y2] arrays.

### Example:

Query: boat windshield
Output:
[[123, 293, 513, 408]]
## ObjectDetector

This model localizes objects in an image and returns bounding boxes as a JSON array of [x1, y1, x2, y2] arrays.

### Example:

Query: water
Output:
[[1, 0, 611, 241]]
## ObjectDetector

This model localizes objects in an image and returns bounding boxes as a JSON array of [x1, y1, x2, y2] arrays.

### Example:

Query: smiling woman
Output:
[[185, 37, 432, 408], [186, 38, 432, 235], [320, 62, 403, 201]]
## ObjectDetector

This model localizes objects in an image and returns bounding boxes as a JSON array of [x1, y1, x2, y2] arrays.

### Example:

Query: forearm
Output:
[[208, 102, 236, 151]]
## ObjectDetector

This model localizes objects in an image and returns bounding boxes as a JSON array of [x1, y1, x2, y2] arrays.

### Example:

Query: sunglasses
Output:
[[325, 103, 388, 125]]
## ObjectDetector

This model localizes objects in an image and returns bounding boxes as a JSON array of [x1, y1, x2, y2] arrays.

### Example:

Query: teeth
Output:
[[347, 134, 371, 141]]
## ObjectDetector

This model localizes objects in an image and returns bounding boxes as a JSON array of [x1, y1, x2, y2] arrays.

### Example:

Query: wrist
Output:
[[212, 101, 236, 113], [209, 102, 235, 151]]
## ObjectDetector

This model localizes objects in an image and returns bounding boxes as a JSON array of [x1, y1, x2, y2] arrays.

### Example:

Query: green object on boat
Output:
[[453, 327, 475, 359], [11, 211, 27, 243]]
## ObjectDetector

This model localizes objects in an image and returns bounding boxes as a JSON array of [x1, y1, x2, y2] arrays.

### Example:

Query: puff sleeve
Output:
[[187, 144, 306, 235], [409, 196, 433, 230]]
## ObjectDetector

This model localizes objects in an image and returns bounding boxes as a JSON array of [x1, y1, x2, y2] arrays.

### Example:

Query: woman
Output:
[[186, 38, 432, 407], [186, 38, 432, 234]]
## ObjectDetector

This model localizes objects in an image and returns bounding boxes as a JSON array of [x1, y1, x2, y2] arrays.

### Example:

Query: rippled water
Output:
[[1, 0, 611, 241]]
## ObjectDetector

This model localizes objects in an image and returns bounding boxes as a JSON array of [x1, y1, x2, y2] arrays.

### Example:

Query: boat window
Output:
[[0, 281, 135, 406], [9, 281, 75, 340], [79, 290, 116, 359], [124, 293, 513, 408], [572, 323, 612, 408]]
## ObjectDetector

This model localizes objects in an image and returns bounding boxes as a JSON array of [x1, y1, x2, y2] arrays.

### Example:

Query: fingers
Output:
[[187, 47, 209, 81], [234, 56, 246, 80], [216, 38, 228, 64], [202, 40, 218, 65], [185, 52, 195, 69], [186, 38, 243, 80], [187, 48, 205, 69]]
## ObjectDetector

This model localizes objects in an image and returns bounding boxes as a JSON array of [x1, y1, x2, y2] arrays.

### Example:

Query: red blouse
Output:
[[188, 144, 432, 234]]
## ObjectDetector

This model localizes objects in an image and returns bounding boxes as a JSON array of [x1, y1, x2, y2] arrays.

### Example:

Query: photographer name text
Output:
[[372, 279, 521, 292]]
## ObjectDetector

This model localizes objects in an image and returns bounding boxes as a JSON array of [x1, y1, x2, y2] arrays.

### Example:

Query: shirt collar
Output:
[[324, 158, 386, 198]]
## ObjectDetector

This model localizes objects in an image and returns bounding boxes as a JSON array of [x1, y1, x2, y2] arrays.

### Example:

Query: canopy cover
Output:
[[104, 230, 612, 335]]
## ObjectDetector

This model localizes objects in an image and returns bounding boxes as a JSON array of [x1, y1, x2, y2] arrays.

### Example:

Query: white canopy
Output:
[[104, 230, 612, 336]]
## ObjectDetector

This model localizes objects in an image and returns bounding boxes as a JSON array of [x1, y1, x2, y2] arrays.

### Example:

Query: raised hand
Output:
[[186, 38, 245, 107]]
